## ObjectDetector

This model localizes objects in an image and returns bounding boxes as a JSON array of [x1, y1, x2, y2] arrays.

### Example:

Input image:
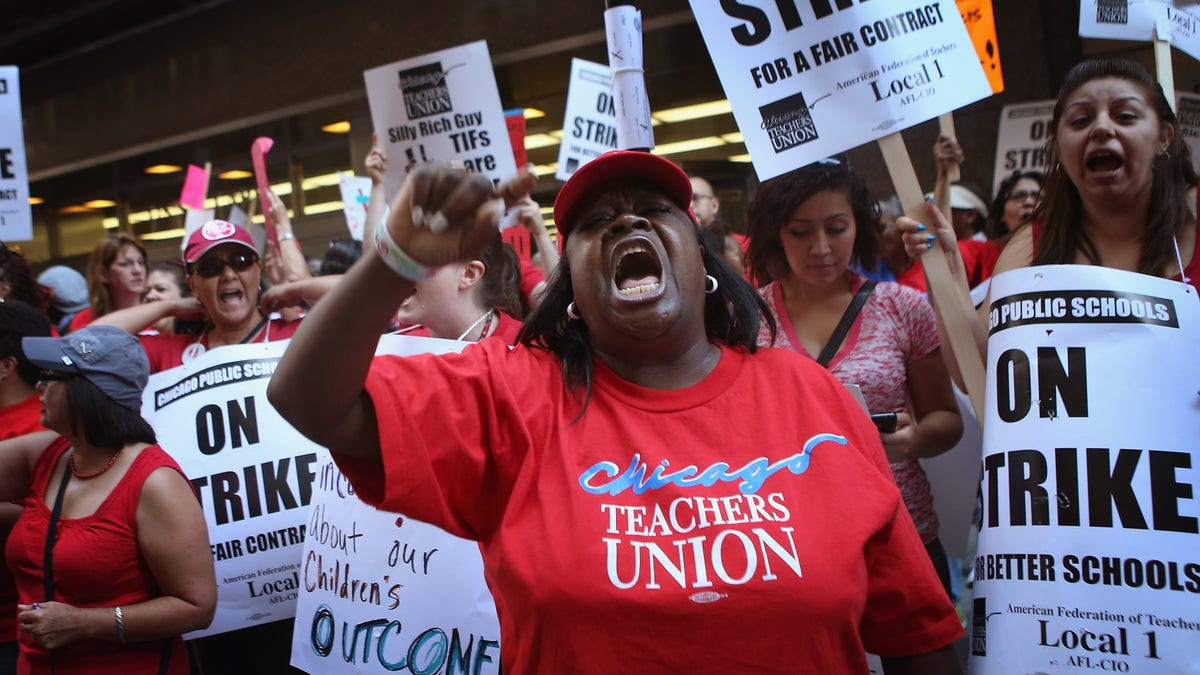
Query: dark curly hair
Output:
[[744, 160, 880, 287], [1035, 57, 1198, 275], [985, 170, 1044, 240]]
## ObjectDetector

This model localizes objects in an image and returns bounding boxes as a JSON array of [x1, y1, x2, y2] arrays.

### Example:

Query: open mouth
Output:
[[1085, 151, 1123, 174], [613, 242, 664, 298], [218, 289, 245, 305]]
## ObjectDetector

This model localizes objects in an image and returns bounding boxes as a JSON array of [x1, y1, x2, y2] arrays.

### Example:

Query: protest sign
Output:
[[290, 334, 501, 675], [991, 99, 1054, 195], [0, 66, 32, 242], [143, 341, 330, 638], [690, 0, 991, 180], [181, 208, 217, 251], [251, 137, 277, 243], [504, 109, 527, 169], [181, 164, 210, 210], [956, 0, 1003, 93], [338, 171, 372, 241], [971, 265, 1200, 673], [1175, 93, 1200, 173], [1080, 1, 1200, 61], [364, 41, 516, 200], [556, 59, 619, 181], [604, 5, 655, 151]]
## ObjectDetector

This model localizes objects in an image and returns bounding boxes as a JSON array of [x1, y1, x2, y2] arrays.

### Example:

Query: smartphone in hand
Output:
[[870, 412, 898, 434]]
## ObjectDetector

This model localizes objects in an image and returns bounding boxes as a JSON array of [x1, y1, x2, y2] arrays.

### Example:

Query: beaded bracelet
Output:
[[374, 220, 433, 281], [114, 605, 126, 642]]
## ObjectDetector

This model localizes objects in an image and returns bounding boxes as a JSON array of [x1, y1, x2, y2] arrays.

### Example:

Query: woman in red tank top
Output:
[[0, 326, 214, 674]]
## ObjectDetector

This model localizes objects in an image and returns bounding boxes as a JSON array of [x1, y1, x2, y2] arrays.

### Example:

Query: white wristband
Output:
[[373, 221, 433, 281], [277, 231, 295, 242]]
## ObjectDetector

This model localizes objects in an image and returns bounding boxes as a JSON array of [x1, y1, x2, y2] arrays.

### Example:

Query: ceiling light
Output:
[[102, 217, 120, 229], [28, 197, 43, 205], [145, 164, 183, 175], [727, 154, 753, 163], [322, 121, 351, 133], [721, 132, 745, 144], [652, 137, 725, 156], [523, 108, 546, 120], [141, 228, 187, 241], [524, 133, 560, 150], [304, 200, 345, 216], [300, 172, 342, 190], [531, 163, 558, 177], [84, 199, 116, 209], [652, 99, 732, 124], [58, 205, 93, 214], [218, 170, 253, 180]]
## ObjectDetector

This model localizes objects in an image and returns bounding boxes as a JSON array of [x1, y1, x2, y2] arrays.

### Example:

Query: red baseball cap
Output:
[[552, 150, 694, 242], [183, 220, 257, 264]]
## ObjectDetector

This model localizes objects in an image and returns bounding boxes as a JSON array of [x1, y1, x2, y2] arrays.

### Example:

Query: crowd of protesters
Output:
[[0, 53, 1193, 674]]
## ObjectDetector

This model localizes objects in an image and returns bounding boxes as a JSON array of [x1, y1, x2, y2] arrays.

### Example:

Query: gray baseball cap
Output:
[[22, 325, 149, 411]]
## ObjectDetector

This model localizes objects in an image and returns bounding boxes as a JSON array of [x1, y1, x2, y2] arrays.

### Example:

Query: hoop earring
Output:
[[705, 274, 719, 294], [566, 302, 581, 320]]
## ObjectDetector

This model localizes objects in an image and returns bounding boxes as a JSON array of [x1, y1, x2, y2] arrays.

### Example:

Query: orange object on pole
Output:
[[956, 0, 1004, 94]]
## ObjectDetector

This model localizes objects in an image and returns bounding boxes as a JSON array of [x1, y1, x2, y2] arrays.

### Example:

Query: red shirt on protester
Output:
[[6, 438, 193, 674], [0, 395, 46, 646], [138, 318, 302, 373], [332, 340, 961, 673], [894, 239, 1002, 293]]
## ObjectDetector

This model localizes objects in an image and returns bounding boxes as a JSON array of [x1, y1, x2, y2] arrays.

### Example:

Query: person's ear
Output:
[[186, 271, 198, 296], [1160, 121, 1176, 153], [459, 261, 485, 291], [0, 355, 16, 381]]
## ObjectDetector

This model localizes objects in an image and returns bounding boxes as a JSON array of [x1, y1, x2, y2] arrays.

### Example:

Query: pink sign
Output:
[[251, 137, 276, 243], [179, 164, 209, 210]]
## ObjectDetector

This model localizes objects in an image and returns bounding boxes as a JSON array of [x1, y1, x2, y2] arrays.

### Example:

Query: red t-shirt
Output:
[[396, 311, 523, 345], [519, 260, 544, 305], [0, 395, 46, 644], [5, 438, 192, 673], [66, 307, 94, 334], [333, 341, 961, 673], [139, 318, 302, 373], [895, 239, 1002, 293]]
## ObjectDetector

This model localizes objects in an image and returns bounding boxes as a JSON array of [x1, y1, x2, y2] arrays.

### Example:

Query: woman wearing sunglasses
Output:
[[95, 220, 304, 372], [0, 325, 215, 673]]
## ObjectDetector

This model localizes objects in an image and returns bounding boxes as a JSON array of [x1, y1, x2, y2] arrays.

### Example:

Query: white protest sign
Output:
[[1174, 93, 1200, 174], [556, 59, 619, 181], [971, 265, 1200, 674], [338, 171, 372, 241], [181, 208, 216, 251], [143, 341, 330, 638], [604, 5, 655, 151], [364, 41, 516, 200], [290, 334, 501, 674], [1080, 1, 1200, 63], [0, 66, 32, 242], [991, 99, 1055, 195], [690, 1, 991, 180]]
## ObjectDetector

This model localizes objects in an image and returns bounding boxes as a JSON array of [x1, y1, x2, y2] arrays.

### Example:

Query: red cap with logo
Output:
[[183, 220, 258, 264], [552, 150, 694, 243]]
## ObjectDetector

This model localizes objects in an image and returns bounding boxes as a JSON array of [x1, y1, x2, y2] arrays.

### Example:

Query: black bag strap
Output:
[[158, 638, 173, 675], [816, 280, 876, 367], [43, 460, 71, 601]]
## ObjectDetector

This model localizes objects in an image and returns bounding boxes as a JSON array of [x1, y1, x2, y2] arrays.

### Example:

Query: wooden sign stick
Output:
[[937, 113, 961, 182], [877, 131, 986, 423], [1154, 19, 1175, 112]]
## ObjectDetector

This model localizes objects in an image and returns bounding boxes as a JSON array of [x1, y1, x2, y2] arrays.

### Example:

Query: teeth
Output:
[[618, 282, 660, 296], [618, 245, 647, 262]]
